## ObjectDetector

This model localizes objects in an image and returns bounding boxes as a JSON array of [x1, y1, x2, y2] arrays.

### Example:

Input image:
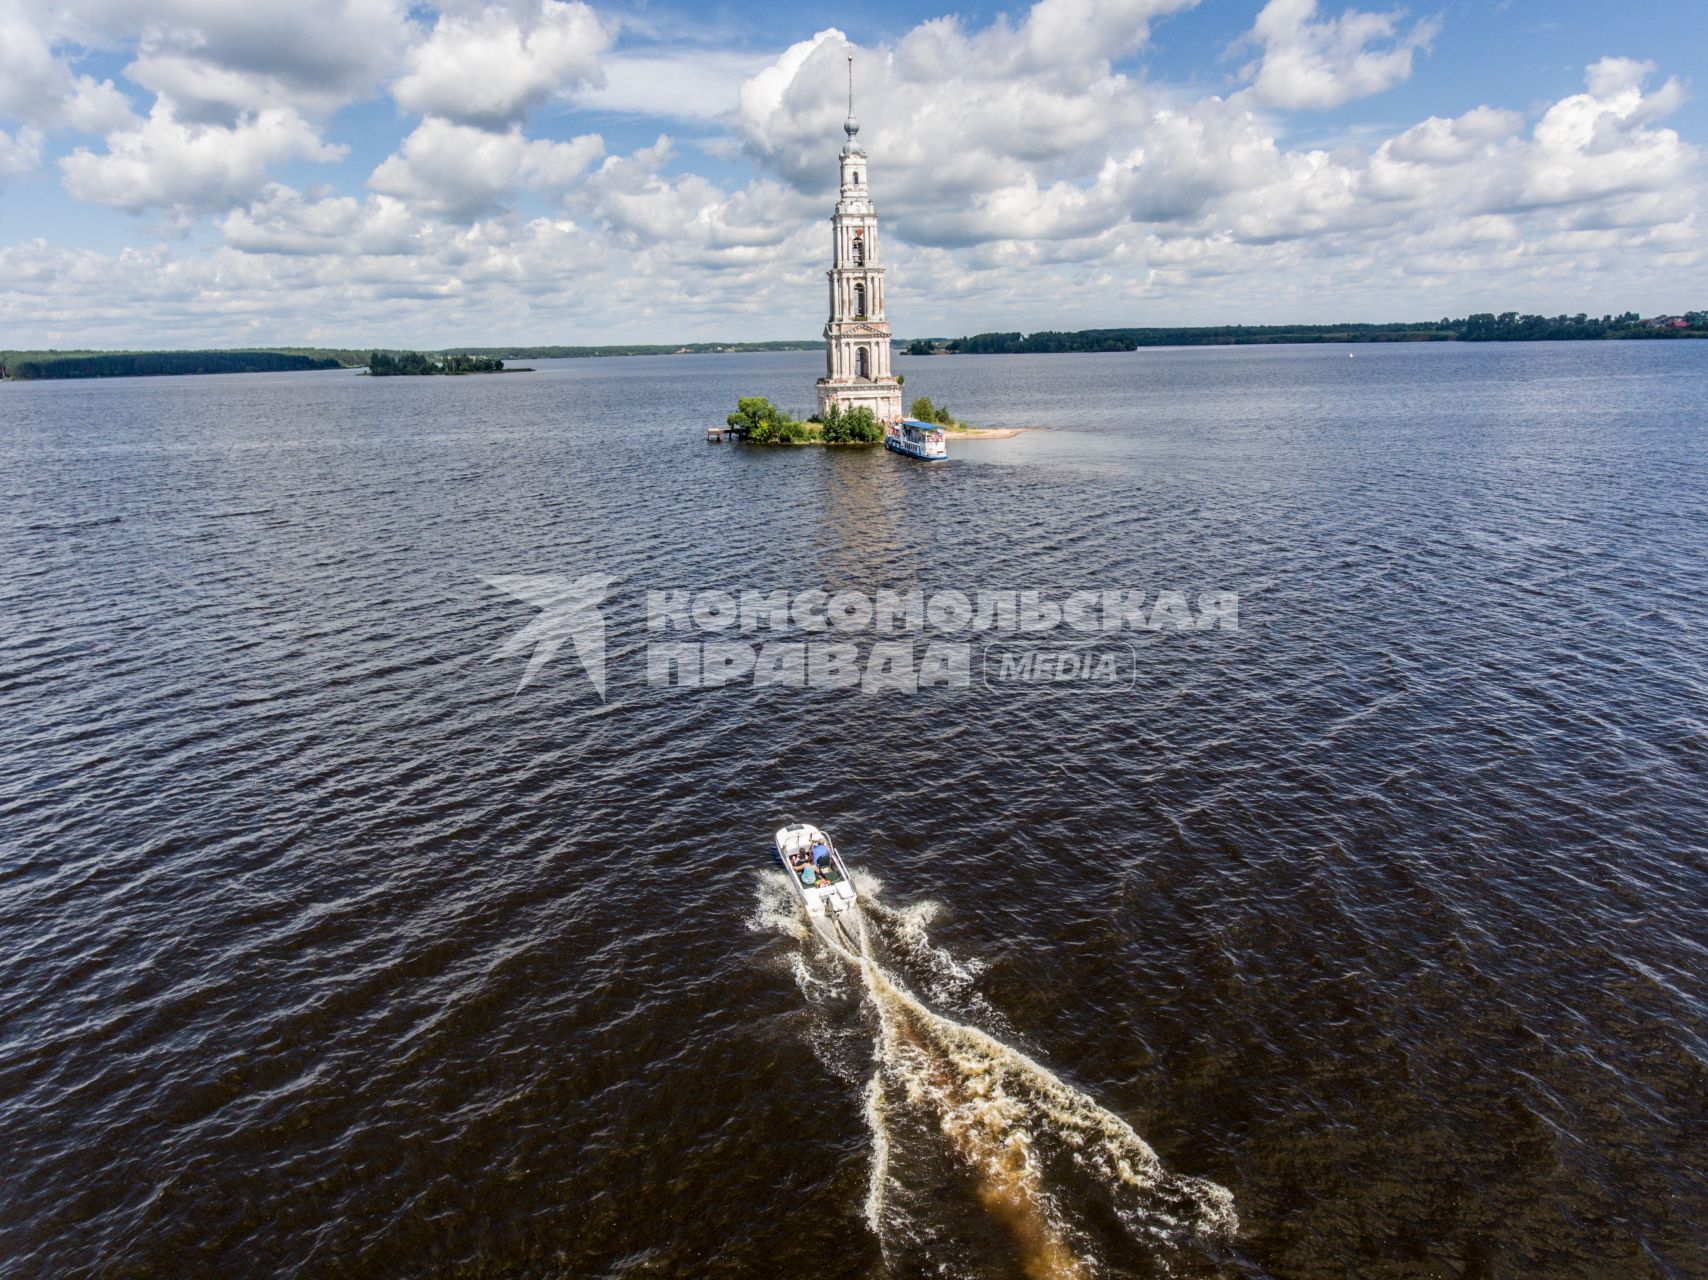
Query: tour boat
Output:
[[775, 821, 858, 924], [886, 418, 948, 461]]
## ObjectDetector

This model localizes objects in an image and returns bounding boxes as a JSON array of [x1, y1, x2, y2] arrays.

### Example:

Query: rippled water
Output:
[[2, 343, 1706, 1278]]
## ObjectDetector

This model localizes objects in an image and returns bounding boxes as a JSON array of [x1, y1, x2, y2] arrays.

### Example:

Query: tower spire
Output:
[[842, 48, 862, 151]]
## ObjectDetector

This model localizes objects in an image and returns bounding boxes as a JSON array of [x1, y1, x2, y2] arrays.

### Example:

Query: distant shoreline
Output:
[[6, 314, 1703, 381]]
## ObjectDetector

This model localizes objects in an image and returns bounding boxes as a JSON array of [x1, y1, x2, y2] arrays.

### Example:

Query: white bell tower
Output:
[[816, 53, 903, 424]]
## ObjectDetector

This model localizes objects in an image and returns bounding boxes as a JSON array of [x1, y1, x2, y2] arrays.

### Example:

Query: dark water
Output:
[[3, 343, 1706, 1278]]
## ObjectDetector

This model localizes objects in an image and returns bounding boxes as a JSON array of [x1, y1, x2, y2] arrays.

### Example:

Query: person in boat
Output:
[[811, 841, 834, 882]]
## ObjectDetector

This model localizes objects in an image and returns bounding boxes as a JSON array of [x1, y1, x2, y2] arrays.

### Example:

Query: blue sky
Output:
[[1, 0, 1702, 346]]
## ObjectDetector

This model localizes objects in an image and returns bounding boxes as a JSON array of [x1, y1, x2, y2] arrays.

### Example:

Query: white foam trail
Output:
[[862, 1068, 890, 1237], [755, 870, 1238, 1275], [859, 887, 1003, 1025], [745, 874, 810, 942]]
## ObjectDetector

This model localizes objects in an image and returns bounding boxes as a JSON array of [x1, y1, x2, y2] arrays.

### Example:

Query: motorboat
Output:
[[775, 821, 858, 924], [886, 417, 948, 460]]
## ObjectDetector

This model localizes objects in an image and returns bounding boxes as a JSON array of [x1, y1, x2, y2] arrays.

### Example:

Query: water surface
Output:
[[2, 342, 1706, 1277]]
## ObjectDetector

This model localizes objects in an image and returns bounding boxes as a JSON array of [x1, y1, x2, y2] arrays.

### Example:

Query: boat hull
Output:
[[774, 821, 857, 921], [886, 418, 949, 460], [885, 435, 946, 460]]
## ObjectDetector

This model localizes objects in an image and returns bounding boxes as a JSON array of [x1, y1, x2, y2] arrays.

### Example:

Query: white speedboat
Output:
[[775, 821, 857, 924], [886, 417, 948, 460]]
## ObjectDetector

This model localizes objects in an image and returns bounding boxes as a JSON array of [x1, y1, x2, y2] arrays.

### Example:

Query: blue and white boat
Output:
[[886, 417, 948, 461]]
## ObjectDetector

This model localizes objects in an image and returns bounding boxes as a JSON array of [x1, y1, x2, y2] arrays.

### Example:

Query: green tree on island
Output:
[[908, 395, 959, 427], [725, 397, 883, 445], [727, 396, 813, 444], [821, 405, 884, 444]]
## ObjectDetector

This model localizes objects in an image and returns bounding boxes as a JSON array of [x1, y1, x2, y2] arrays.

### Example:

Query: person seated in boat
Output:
[[811, 842, 835, 882], [799, 861, 819, 887]]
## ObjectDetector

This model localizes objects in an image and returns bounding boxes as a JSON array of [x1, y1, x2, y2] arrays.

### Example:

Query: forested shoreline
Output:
[[6, 311, 1705, 382], [0, 341, 819, 380], [2, 351, 343, 379], [907, 310, 1708, 354]]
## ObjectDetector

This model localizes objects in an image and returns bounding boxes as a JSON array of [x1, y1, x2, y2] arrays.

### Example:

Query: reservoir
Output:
[[2, 341, 1704, 1277]]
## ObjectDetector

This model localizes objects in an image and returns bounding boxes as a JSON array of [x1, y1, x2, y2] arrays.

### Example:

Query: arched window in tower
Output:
[[854, 282, 865, 317], [856, 346, 869, 379], [851, 232, 864, 266]]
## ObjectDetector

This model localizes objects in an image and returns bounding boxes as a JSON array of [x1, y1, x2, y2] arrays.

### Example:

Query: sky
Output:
[[0, 0, 1702, 348]]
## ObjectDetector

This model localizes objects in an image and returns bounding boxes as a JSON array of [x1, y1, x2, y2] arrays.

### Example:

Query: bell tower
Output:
[[816, 53, 903, 424]]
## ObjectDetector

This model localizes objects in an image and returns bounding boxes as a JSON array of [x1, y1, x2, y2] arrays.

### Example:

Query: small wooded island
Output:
[[367, 351, 525, 375], [723, 394, 1001, 445]]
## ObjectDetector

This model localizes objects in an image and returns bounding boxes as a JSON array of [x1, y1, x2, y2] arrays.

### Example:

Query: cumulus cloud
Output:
[[577, 136, 811, 267], [1239, 0, 1438, 110], [111, 0, 408, 122], [60, 103, 346, 213], [0, 0, 135, 131], [221, 186, 423, 255], [570, 48, 768, 120], [394, 0, 610, 128], [1355, 61, 1694, 219], [0, 125, 43, 187], [3, 0, 1705, 346], [1521, 58, 1690, 206], [368, 118, 604, 218]]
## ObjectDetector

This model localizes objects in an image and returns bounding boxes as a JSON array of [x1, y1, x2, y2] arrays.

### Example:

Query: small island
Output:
[[367, 351, 526, 375], [721, 395, 1022, 445]]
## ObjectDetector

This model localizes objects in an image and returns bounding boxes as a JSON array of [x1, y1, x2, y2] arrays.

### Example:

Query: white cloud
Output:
[[1003, 0, 1200, 70], [221, 186, 423, 255], [3, 0, 1705, 346], [0, 124, 43, 186], [1521, 60, 1691, 207], [394, 0, 610, 128], [112, 0, 409, 121], [577, 135, 809, 266], [368, 117, 604, 218], [60, 102, 345, 213], [570, 49, 769, 120], [1240, 0, 1438, 110], [0, 0, 134, 131]]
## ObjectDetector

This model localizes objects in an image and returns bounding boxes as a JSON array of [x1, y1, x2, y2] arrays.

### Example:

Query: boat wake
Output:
[[749, 873, 1237, 1278]]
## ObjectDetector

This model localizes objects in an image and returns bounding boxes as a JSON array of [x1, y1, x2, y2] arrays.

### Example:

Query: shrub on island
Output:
[[820, 405, 884, 444], [725, 397, 885, 445], [908, 395, 967, 429], [727, 396, 815, 444]]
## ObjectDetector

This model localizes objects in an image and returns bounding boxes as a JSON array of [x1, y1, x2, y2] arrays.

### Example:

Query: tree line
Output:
[[3, 351, 343, 380], [906, 311, 1708, 354]]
